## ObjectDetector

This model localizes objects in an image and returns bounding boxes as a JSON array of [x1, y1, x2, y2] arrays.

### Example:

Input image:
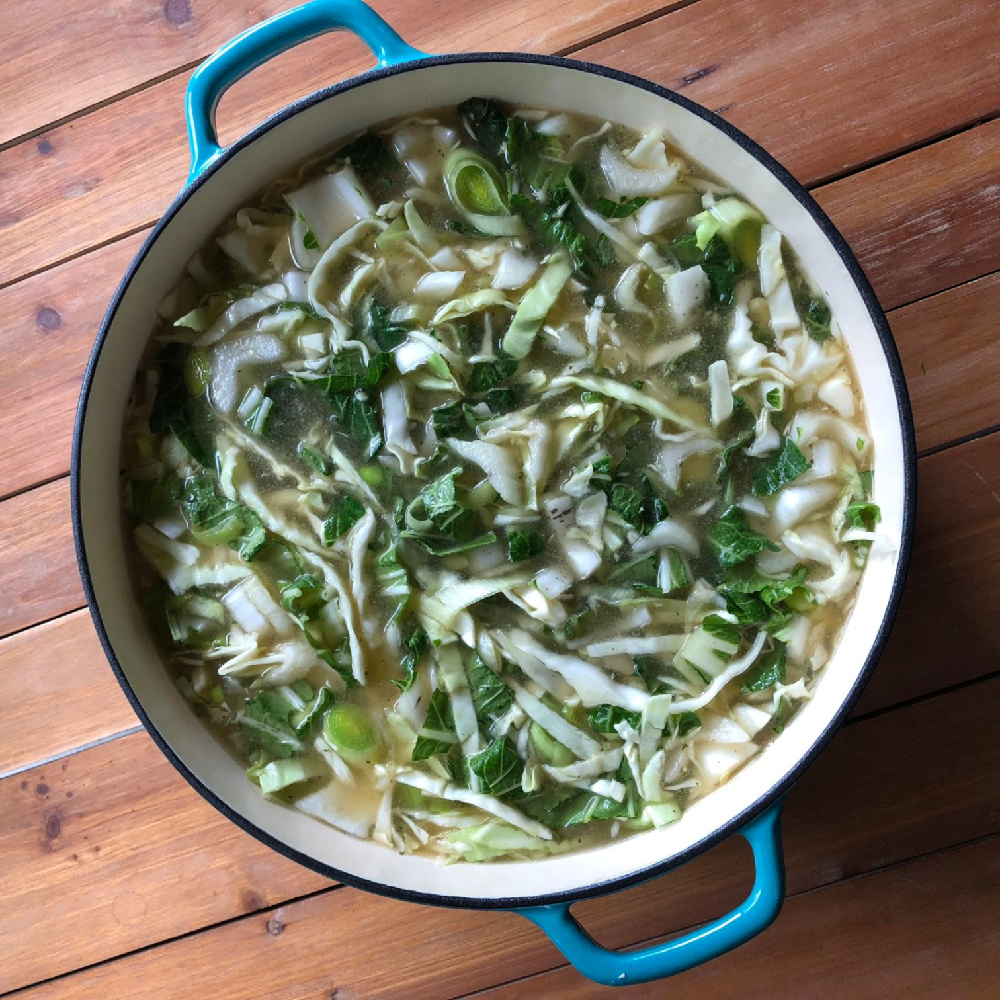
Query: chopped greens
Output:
[[752, 437, 811, 496], [126, 98, 873, 864], [707, 506, 780, 569], [323, 494, 366, 544]]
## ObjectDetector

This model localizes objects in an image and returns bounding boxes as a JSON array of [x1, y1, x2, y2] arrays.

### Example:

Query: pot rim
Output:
[[71, 50, 918, 911]]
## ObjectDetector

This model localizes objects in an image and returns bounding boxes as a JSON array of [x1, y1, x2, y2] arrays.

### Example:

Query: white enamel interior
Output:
[[77, 59, 909, 903]]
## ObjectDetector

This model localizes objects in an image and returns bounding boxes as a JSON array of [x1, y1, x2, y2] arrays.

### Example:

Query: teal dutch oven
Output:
[[72, 0, 916, 985]]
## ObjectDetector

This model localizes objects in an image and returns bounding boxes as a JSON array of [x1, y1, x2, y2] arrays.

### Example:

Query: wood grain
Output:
[[0, 233, 145, 501], [473, 838, 1000, 1000], [895, 269, 1000, 453], [5, 0, 1000, 293], [580, 0, 1000, 187], [0, 733, 331, 994], [0, 478, 82, 640], [814, 116, 1000, 311], [0, 610, 137, 777], [0, 0, 677, 146], [0, 0, 671, 287], [855, 431, 1000, 714], [2, 666, 997, 995], [0, 1, 298, 147]]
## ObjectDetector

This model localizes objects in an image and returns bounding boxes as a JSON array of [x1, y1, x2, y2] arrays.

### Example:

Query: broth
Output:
[[122, 100, 878, 862]]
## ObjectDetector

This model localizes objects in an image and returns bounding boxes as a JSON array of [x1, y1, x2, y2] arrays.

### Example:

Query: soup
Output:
[[122, 99, 880, 863]]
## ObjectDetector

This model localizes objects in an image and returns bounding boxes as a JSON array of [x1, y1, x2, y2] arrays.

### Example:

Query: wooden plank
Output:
[[894, 270, 1000, 453], [580, 0, 1000, 188], [3, 665, 997, 995], [0, 234, 146, 502], [854, 430, 1000, 714], [0, 610, 136, 777], [814, 117, 1000, 311], [471, 838, 1000, 1000], [0, 478, 82, 640], [0, 0, 671, 286], [0, 0, 296, 147], [0, 732, 331, 994]]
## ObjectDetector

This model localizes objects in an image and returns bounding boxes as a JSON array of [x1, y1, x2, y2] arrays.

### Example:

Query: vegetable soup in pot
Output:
[[121, 99, 879, 863]]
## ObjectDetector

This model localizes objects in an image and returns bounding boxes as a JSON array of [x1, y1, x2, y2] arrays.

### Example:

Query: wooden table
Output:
[[2, 0, 999, 995]]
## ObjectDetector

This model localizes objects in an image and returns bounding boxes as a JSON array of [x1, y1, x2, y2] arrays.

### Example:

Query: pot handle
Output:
[[516, 801, 785, 986], [185, 0, 427, 179]]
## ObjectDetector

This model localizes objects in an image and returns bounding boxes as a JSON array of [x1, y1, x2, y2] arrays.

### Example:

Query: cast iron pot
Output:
[[72, 0, 917, 985]]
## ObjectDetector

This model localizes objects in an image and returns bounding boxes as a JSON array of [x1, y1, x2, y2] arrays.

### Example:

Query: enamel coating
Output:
[[185, 0, 426, 178], [518, 801, 785, 985], [71, 0, 917, 987]]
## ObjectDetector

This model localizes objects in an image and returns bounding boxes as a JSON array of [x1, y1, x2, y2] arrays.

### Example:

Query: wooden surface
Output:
[[1, 1, 998, 996]]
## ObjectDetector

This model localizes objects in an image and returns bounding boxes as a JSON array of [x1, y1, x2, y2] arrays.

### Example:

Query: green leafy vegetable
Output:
[[366, 302, 411, 351], [393, 626, 428, 691], [752, 437, 811, 496], [607, 552, 658, 588], [669, 233, 741, 308], [279, 573, 324, 620], [323, 494, 366, 544], [632, 656, 661, 692], [742, 642, 787, 693], [509, 192, 594, 277], [766, 387, 783, 410], [402, 530, 498, 557], [803, 298, 832, 342], [271, 350, 390, 396], [130, 474, 181, 522], [328, 392, 383, 458], [297, 442, 332, 475], [412, 689, 458, 761], [457, 98, 509, 166], [595, 233, 616, 267], [593, 194, 647, 218], [671, 711, 703, 738], [181, 473, 266, 560], [609, 483, 644, 525], [291, 686, 333, 738], [587, 704, 641, 733], [482, 384, 526, 414], [149, 344, 216, 468], [239, 692, 302, 759], [846, 501, 881, 531], [431, 399, 484, 440], [466, 654, 513, 725], [706, 505, 780, 569], [469, 359, 518, 393], [336, 132, 400, 187], [303, 229, 320, 250], [469, 737, 524, 799], [700, 614, 743, 645], [507, 529, 545, 563]]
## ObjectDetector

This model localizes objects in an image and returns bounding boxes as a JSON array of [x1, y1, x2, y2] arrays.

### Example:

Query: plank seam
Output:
[[0, 60, 203, 156], [844, 667, 1000, 728], [0, 222, 155, 295], [4, 828, 995, 1000], [807, 108, 1000, 190], [0, 883, 344, 1000], [0, 726, 144, 782], [553, 0, 704, 56]]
